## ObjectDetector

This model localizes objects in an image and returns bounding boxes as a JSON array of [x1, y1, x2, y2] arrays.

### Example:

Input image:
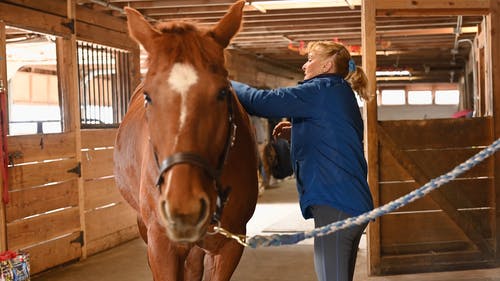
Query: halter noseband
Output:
[[152, 88, 237, 224]]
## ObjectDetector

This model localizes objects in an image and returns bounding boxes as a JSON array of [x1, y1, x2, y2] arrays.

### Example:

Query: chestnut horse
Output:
[[113, 1, 258, 280]]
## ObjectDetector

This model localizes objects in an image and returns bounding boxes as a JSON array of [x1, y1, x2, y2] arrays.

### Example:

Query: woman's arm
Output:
[[231, 81, 319, 119]]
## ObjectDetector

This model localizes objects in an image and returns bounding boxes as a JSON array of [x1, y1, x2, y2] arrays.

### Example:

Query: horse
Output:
[[113, 1, 259, 280]]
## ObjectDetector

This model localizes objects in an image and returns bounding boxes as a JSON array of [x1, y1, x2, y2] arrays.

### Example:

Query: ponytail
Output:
[[346, 66, 372, 101]]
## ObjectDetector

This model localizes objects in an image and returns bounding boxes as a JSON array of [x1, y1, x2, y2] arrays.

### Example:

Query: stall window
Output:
[[6, 27, 62, 135], [435, 90, 459, 105], [408, 90, 432, 105], [381, 89, 405, 105], [77, 41, 131, 128]]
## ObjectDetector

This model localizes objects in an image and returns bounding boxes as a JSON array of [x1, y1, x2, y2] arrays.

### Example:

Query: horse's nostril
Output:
[[160, 200, 171, 224], [198, 198, 208, 224]]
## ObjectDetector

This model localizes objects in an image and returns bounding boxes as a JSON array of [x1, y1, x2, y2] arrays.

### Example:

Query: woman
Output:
[[231, 41, 374, 281]]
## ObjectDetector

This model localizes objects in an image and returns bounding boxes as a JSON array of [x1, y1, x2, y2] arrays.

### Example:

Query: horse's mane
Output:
[[148, 20, 227, 75]]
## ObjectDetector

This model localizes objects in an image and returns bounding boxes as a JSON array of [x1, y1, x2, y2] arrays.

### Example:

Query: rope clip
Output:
[[212, 226, 248, 247]]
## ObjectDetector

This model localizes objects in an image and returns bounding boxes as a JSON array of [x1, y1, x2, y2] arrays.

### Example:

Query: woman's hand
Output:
[[272, 121, 292, 141]]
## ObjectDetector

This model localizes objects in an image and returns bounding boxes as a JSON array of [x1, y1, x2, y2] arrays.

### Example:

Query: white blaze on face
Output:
[[167, 62, 199, 137]]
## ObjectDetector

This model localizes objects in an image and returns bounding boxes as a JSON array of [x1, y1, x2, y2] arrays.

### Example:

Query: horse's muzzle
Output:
[[158, 197, 210, 242]]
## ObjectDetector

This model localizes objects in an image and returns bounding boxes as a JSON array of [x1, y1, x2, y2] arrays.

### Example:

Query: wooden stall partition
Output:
[[5, 133, 82, 274], [490, 0, 500, 262], [81, 129, 138, 256], [375, 117, 495, 274], [0, 20, 7, 253], [362, 0, 380, 275]]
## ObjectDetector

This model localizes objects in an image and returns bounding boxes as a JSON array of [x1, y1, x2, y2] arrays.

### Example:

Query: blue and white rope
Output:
[[246, 137, 500, 248]]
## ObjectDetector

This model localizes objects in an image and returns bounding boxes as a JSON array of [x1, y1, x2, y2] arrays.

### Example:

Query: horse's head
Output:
[[125, 1, 245, 243]]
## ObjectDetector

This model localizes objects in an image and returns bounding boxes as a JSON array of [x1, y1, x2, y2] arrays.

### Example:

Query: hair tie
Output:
[[348, 59, 356, 72]]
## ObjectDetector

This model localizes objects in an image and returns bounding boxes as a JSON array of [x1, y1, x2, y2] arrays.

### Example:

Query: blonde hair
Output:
[[306, 41, 372, 101]]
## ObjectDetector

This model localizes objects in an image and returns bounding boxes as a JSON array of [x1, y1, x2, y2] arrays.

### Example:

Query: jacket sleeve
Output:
[[231, 80, 320, 118]]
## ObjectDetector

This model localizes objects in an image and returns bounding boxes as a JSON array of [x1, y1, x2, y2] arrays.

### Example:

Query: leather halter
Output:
[[152, 88, 237, 224]]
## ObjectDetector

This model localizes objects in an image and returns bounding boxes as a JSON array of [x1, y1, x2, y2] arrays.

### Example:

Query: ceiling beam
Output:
[[376, 0, 489, 16]]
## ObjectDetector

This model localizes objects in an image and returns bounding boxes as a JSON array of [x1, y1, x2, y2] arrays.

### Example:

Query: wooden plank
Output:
[[378, 124, 494, 257], [362, 0, 379, 275], [382, 240, 473, 256], [490, 0, 500, 261], [2, 0, 128, 33], [0, 21, 7, 252], [381, 211, 492, 246], [8, 158, 79, 190], [81, 148, 114, 180], [84, 177, 122, 211], [86, 225, 138, 256], [5, 179, 78, 222], [85, 202, 136, 242], [375, 0, 489, 16], [7, 132, 76, 164], [379, 147, 493, 182], [0, 3, 71, 37], [60, 0, 87, 260], [380, 250, 491, 275], [76, 21, 136, 51], [375, 0, 489, 10], [380, 178, 493, 212], [81, 129, 117, 149], [379, 117, 492, 150], [22, 231, 81, 274], [7, 207, 80, 249]]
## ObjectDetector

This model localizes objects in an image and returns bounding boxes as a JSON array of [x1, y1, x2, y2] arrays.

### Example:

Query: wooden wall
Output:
[[0, 0, 140, 275], [365, 0, 500, 275], [227, 49, 303, 88], [81, 129, 137, 257], [5, 133, 81, 274], [376, 117, 495, 274]]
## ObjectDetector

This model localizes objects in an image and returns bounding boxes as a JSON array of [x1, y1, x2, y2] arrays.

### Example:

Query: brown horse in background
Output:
[[113, 1, 258, 280]]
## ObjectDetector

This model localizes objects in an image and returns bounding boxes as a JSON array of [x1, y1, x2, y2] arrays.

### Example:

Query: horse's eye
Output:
[[217, 88, 229, 101], [144, 92, 152, 106]]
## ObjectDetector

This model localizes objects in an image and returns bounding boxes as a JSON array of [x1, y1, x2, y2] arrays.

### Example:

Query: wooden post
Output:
[[0, 20, 7, 252], [490, 0, 500, 261], [362, 0, 380, 275], [59, 0, 87, 259]]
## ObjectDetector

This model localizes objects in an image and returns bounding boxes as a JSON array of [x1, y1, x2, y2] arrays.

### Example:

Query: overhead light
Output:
[[376, 70, 411, 77], [249, 0, 361, 12]]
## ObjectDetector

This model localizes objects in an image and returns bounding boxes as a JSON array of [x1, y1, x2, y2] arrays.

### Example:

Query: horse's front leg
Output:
[[147, 224, 190, 281], [204, 239, 244, 281]]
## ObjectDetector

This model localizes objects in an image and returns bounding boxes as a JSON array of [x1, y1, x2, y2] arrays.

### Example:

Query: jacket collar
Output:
[[299, 73, 343, 84]]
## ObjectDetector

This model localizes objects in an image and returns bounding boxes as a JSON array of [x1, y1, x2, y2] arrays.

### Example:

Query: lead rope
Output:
[[216, 137, 500, 248]]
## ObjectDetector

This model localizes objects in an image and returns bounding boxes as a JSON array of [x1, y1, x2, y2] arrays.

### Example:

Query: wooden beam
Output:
[[4, 0, 128, 33], [0, 2, 71, 38], [58, 0, 87, 260], [0, 21, 7, 252], [377, 124, 494, 258], [76, 21, 136, 50], [490, 0, 500, 261], [376, 0, 490, 16], [362, 0, 380, 275], [379, 26, 478, 37], [109, 0, 239, 7]]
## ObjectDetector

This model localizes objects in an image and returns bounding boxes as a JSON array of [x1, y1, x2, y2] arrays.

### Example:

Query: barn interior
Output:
[[1, 0, 500, 280]]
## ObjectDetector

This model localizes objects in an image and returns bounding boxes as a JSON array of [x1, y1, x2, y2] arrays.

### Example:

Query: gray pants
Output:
[[310, 205, 367, 281]]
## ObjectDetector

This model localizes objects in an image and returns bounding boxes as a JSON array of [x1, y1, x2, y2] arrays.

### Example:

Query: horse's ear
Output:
[[124, 7, 160, 53], [212, 0, 245, 47]]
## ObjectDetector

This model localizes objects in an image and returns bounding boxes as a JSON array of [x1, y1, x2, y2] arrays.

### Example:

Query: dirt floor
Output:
[[33, 179, 500, 281]]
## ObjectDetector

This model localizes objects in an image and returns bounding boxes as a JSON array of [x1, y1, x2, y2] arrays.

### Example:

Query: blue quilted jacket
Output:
[[231, 74, 373, 219]]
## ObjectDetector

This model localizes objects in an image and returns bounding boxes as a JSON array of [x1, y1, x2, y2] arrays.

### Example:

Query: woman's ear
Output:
[[323, 61, 333, 73]]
